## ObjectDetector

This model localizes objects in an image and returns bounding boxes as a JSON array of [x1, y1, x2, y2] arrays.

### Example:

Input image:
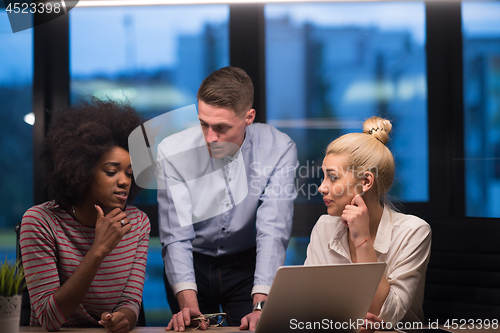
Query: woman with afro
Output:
[[20, 99, 151, 332]]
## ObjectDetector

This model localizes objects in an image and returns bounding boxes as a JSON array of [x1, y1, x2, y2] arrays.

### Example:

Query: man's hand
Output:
[[239, 293, 267, 331], [166, 290, 207, 331], [239, 311, 262, 331], [99, 311, 130, 333], [166, 307, 208, 332]]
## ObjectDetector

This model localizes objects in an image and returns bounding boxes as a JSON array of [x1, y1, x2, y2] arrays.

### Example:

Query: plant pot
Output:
[[0, 294, 22, 333]]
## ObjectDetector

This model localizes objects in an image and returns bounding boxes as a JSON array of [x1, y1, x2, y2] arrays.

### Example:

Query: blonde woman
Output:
[[305, 117, 431, 326]]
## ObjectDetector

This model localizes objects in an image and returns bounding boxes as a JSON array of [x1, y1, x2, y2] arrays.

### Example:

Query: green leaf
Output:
[[0, 258, 25, 296], [0, 259, 6, 294]]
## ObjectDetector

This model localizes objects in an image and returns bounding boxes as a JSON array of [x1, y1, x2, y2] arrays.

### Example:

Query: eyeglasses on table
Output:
[[191, 312, 226, 330]]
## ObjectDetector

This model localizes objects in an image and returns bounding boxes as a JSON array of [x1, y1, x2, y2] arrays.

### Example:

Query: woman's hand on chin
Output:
[[341, 194, 370, 243], [92, 205, 131, 257]]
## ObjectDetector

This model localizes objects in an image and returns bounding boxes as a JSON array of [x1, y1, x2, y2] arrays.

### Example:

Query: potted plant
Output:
[[0, 258, 25, 333]]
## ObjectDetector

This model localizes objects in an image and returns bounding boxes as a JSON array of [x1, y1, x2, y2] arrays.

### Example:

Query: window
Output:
[[70, 5, 229, 323], [70, 5, 229, 207], [463, 1, 500, 217], [265, 2, 428, 205], [0, 6, 33, 261]]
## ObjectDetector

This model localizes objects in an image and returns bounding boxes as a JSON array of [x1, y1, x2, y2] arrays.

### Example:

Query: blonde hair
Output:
[[326, 116, 395, 205]]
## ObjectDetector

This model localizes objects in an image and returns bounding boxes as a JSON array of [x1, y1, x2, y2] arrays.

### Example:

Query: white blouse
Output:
[[304, 206, 431, 325]]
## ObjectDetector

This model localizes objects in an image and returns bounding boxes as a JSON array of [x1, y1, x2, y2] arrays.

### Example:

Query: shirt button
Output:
[[228, 178, 232, 182], [222, 227, 226, 231], [225, 203, 230, 207]]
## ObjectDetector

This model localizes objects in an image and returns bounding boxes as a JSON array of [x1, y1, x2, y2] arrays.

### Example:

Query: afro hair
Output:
[[39, 98, 144, 206]]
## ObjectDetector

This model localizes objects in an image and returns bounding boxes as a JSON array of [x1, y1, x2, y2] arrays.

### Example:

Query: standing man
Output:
[[157, 67, 298, 331]]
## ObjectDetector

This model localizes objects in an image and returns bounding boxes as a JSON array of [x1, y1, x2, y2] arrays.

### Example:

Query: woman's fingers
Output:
[[95, 205, 105, 220], [93, 208, 131, 255]]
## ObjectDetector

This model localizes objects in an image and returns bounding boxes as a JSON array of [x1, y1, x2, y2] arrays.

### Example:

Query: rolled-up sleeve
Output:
[[378, 224, 432, 324]]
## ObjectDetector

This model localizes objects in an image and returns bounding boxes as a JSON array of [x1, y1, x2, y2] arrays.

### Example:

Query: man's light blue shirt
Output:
[[157, 123, 298, 296]]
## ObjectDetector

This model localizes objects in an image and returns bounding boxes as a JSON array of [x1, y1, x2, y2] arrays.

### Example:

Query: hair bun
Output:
[[362, 116, 392, 145]]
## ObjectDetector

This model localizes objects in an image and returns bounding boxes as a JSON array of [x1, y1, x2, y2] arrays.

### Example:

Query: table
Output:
[[18, 328, 237, 333], [17, 327, 499, 333]]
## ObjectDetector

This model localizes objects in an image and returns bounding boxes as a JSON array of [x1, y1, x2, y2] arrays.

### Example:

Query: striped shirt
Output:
[[20, 201, 150, 331]]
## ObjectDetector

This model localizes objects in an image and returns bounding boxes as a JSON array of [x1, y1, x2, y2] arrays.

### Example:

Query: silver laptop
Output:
[[251, 262, 386, 333]]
